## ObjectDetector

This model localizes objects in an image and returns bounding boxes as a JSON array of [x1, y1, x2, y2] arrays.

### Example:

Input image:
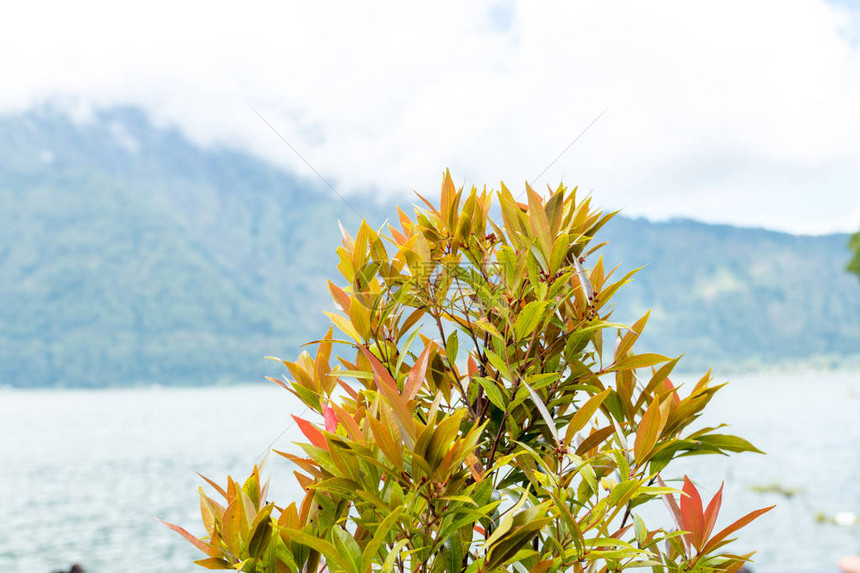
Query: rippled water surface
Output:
[[1, 373, 858, 573]]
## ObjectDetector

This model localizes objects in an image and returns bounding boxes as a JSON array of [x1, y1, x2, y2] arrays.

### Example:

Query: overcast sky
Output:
[[3, 0, 860, 233]]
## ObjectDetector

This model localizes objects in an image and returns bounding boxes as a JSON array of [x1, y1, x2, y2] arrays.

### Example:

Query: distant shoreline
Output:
[[2, 359, 859, 390]]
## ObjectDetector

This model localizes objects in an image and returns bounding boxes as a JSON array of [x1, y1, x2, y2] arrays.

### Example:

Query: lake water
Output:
[[1, 373, 858, 573]]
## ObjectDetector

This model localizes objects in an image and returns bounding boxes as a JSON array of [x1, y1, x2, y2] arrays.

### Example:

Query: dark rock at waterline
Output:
[[52, 565, 85, 573]]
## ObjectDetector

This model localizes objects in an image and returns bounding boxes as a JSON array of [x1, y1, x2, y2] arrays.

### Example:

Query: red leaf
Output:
[[681, 476, 705, 550], [703, 505, 775, 554], [159, 519, 217, 557], [323, 405, 338, 433], [292, 415, 328, 450], [703, 482, 724, 543]]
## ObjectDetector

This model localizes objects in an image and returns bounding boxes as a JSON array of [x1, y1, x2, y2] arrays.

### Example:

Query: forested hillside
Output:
[[1, 105, 858, 387], [602, 218, 860, 371]]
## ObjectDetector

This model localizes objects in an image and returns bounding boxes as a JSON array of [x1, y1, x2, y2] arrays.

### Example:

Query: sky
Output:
[[2, 0, 860, 234]]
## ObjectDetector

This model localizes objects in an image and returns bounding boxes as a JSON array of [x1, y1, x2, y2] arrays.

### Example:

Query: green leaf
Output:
[[248, 505, 274, 557], [381, 539, 410, 573], [549, 232, 570, 273], [484, 491, 529, 549], [695, 434, 765, 455], [444, 535, 464, 573], [476, 377, 508, 411], [579, 463, 598, 496], [284, 529, 352, 573], [525, 372, 561, 391], [515, 301, 550, 340], [522, 379, 560, 445], [331, 526, 361, 573], [607, 479, 642, 508], [445, 331, 459, 365], [485, 349, 512, 380], [361, 506, 405, 572], [633, 514, 647, 546], [606, 353, 669, 373]]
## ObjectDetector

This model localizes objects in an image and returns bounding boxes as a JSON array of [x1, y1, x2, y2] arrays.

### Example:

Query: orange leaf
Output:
[[292, 415, 328, 450], [389, 225, 407, 244], [527, 183, 552, 257], [315, 328, 334, 394], [403, 343, 433, 402], [564, 389, 611, 449], [327, 280, 351, 312], [368, 415, 403, 471], [264, 375, 289, 391], [634, 397, 667, 464], [465, 452, 485, 481], [194, 557, 232, 569], [575, 425, 614, 456], [360, 347, 415, 444], [274, 451, 322, 478], [331, 403, 363, 441], [467, 355, 478, 378], [338, 378, 359, 399], [196, 472, 228, 501], [293, 471, 314, 492], [658, 376, 681, 407]]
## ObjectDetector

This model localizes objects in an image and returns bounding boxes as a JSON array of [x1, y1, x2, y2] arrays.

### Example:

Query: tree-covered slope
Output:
[[0, 105, 389, 387], [0, 105, 858, 387], [600, 218, 860, 371]]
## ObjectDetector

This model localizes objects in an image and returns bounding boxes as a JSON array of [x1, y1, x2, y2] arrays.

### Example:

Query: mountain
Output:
[[1, 105, 858, 387], [601, 218, 860, 371], [0, 105, 390, 387]]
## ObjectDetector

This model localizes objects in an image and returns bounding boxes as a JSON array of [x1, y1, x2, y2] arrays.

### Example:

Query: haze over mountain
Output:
[[1, 105, 858, 388]]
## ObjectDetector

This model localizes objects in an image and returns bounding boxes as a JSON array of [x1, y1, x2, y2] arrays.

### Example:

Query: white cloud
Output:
[[2, 0, 859, 233]]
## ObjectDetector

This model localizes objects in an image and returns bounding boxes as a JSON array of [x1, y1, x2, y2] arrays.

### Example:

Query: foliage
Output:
[[848, 231, 860, 281], [169, 172, 772, 573]]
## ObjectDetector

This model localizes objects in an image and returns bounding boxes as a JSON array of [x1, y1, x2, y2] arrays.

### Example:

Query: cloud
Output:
[[2, 0, 859, 232]]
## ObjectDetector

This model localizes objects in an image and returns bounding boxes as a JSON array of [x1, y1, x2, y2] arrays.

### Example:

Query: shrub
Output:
[[848, 231, 860, 281], [167, 171, 772, 573]]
